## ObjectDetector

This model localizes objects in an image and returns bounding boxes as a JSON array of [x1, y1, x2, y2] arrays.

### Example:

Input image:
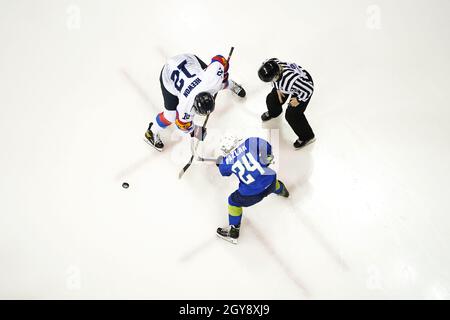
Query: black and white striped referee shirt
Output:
[[271, 58, 314, 101]]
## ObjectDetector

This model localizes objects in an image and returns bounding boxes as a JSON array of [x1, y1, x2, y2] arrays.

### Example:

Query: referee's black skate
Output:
[[144, 122, 164, 152], [229, 80, 246, 98], [293, 137, 315, 150], [261, 111, 274, 122], [216, 224, 240, 244]]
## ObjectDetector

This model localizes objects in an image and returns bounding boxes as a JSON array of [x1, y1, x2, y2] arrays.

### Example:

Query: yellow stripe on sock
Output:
[[228, 205, 243, 216]]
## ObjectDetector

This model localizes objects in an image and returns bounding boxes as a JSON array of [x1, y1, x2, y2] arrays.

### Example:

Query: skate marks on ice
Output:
[[120, 69, 160, 112], [119, 43, 170, 110], [267, 133, 348, 271], [287, 201, 350, 271], [178, 236, 217, 263], [246, 219, 311, 297], [280, 146, 349, 271], [115, 153, 155, 182], [114, 136, 182, 182], [116, 67, 179, 181], [269, 129, 347, 269], [178, 222, 310, 297]]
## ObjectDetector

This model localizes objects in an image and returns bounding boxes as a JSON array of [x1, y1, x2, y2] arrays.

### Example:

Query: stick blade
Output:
[[178, 156, 194, 179], [178, 168, 186, 179], [178, 167, 188, 179]]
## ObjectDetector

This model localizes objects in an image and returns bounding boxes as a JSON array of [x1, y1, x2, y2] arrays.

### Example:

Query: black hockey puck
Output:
[[122, 182, 129, 189]]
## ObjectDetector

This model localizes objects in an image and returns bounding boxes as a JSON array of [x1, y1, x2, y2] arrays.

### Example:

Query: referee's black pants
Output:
[[266, 88, 315, 141]]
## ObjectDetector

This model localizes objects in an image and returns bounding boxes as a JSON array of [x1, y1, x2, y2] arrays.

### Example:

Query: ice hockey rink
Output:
[[1, 0, 449, 299]]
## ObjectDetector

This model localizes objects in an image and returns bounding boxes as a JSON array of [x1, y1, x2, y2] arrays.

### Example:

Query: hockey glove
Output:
[[191, 125, 207, 141], [260, 154, 274, 166], [222, 72, 229, 85], [216, 155, 224, 167], [211, 55, 229, 73]]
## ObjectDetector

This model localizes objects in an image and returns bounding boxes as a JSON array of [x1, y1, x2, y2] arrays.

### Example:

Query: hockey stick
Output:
[[196, 156, 217, 163], [178, 47, 235, 179]]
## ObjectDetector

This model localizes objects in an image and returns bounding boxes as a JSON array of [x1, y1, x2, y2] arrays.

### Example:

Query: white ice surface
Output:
[[0, 0, 450, 299]]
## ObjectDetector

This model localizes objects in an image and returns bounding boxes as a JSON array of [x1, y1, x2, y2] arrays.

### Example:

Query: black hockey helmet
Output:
[[258, 59, 281, 82], [193, 92, 215, 115]]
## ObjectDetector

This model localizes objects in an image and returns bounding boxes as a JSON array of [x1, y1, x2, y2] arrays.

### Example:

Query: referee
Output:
[[258, 58, 315, 149]]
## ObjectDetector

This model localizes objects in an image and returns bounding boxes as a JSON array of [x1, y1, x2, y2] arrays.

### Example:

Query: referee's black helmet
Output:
[[258, 59, 281, 82]]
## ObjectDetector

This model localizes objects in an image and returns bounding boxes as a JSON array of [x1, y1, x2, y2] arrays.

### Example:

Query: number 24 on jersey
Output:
[[231, 153, 265, 185]]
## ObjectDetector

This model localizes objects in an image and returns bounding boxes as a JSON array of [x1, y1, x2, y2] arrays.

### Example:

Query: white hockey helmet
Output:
[[219, 135, 242, 156]]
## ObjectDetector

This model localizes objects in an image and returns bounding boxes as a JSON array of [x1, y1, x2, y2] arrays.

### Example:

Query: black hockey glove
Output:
[[191, 125, 207, 141]]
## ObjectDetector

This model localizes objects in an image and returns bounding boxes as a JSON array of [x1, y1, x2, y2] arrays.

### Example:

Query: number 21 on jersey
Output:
[[231, 153, 265, 185]]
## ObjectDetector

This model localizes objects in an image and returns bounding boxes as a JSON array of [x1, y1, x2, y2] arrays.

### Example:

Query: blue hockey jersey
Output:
[[218, 137, 276, 196]]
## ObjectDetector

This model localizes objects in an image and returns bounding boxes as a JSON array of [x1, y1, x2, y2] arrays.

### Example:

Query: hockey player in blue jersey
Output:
[[215, 136, 289, 244]]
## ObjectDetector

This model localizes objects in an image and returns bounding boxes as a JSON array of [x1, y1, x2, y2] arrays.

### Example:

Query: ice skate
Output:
[[276, 181, 290, 198], [229, 80, 246, 98], [293, 137, 315, 150], [216, 225, 240, 244], [144, 122, 164, 152], [261, 111, 274, 122]]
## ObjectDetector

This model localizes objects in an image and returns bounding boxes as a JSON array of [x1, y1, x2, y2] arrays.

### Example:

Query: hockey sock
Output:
[[153, 112, 173, 133], [228, 205, 242, 226]]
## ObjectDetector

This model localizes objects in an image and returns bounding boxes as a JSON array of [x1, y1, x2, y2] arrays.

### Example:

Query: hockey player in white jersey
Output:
[[145, 53, 246, 151]]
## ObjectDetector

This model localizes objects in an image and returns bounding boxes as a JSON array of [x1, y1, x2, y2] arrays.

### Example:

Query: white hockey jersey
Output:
[[161, 54, 226, 132]]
